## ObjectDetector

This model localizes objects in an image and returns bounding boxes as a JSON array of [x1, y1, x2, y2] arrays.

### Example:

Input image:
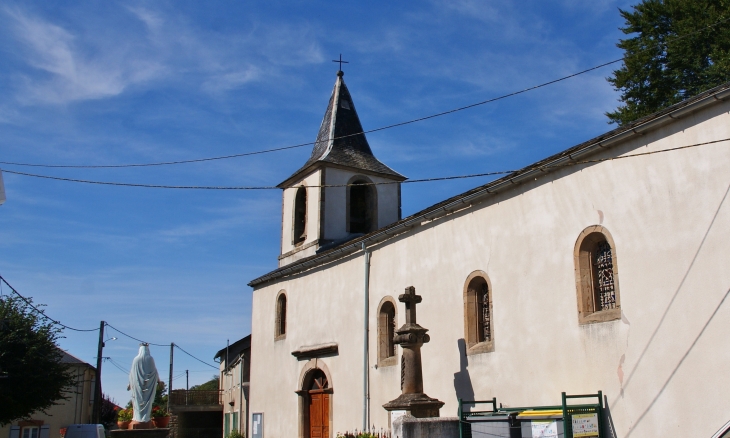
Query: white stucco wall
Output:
[[280, 170, 322, 266], [251, 100, 730, 438]]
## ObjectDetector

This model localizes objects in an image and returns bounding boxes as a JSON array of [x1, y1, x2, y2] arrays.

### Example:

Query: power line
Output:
[[2, 138, 728, 190], [0, 274, 99, 332], [105, 323, 170, 347], [1, 14, 727, 171], [104, 357, 130, 375], [174, 344, 218, 370], [0, 60, 618, 169]]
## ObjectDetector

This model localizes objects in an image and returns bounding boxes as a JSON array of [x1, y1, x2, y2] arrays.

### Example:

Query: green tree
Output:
[[607, 0, 730, 125], [0, 296, 75, 425], [190, 375, 219, 391]]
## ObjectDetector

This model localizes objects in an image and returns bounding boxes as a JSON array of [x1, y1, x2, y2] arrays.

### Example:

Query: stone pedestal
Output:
[[111, 428, 169, 438], [130, 421, 155, 430], [384, 287, 444, 420], [392, 415, 459, 438]]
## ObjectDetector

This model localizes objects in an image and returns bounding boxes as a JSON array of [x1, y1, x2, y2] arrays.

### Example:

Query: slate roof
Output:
[[214, 335, 251, 364], [278, 71, 405, 187], [60, 349, 94, 368]]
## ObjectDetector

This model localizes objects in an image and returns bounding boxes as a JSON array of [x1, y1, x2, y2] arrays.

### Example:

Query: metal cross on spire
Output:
[[332, 54, 349, 72]]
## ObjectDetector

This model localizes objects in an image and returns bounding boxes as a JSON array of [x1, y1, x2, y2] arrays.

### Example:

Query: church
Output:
[[246, 70, 730, 437]]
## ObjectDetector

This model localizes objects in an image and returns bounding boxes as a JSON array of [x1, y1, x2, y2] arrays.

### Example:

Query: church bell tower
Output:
[[277, 70, 406, 267]]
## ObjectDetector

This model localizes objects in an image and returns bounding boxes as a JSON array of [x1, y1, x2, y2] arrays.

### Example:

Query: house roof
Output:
[[278, 71, 406, 187], [251, 81, 730, 288], [60, 350, 95, 369], [214, 335, 251, 364]]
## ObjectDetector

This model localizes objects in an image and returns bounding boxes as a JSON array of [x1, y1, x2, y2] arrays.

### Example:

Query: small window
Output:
[[377, 299, 397, 366], [275, 292, 287, 339], [575, 226, 621, 324], [463, 272, 494, 355], [348, 178, 376, 234], [22, 428, 39, 438], [293, 186, 307, 246]]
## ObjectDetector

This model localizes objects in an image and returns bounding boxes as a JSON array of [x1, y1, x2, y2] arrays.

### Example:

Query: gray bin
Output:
[[463, 413, 520, 438]]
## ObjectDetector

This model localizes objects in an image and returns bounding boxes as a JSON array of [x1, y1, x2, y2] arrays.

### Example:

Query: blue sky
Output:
[[0, 0, 634, 404]]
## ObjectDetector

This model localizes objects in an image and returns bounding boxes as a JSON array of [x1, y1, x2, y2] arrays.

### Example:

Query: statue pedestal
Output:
[[111, 428, 169, 438], [129, 421, 155, 430]]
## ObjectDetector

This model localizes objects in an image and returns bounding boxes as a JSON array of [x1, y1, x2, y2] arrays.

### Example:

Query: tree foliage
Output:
[[190, 375, 219, 391], [607, 0, 730, 125], [0, 295, 75, 425], [100, 394, 120, 428]]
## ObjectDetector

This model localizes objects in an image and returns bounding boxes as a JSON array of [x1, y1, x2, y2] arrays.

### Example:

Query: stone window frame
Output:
[[346, 174, 378, 234], [463, 270, 495, 356], [376, 296, 398, 368], [292, 185, 308, 247], [275, 290, 287, 340], [574, 225, 622, 325]]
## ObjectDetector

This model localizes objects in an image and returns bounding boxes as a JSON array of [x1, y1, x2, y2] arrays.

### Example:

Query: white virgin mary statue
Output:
[[128, 344, 159, 422]]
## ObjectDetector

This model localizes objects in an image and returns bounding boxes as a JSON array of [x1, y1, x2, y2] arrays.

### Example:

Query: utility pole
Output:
[[92, 321, 105, 424], [186, 370, 189, 390], [168, 343, 174, 413]]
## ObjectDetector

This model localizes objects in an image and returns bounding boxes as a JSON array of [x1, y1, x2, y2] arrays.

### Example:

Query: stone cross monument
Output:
[[383, 286, 444, 418]]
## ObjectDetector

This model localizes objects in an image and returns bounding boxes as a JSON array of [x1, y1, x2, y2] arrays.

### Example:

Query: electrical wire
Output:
[[0, 61, 618, 169], [1, 14, 727, 171], [2, 138, 728, 190], [104, 323, 170, 347], [104, 357, 130, 375], [0, 274, 99, 332], [0, 274, 220, 373], [174, 344, 218, 370]]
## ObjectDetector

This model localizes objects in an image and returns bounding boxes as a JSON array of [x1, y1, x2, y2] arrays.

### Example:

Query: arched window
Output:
[[574, 226, 621, 324], [275, 292, 287, 339], [293, 186, 307, 245], [377, 299, 397, 367], [463, 271, 494, 354], [348, 177, 376, 234]]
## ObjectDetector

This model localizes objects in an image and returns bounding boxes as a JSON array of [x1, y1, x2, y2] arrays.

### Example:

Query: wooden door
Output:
[[309, 393, 329, 438]]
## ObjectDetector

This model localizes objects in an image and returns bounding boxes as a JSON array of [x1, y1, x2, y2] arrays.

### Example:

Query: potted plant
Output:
[[151, 406, 170, 428], [117, 407, 133, 429]]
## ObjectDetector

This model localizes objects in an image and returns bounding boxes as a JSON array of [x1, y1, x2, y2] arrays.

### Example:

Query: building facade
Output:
[[2, 351, 96, 438], [216, 336, 251, 438], [248, 74, 730, 437]]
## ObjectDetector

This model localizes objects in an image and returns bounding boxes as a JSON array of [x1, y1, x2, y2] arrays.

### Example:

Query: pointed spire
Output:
[[279, 71, 404, 187]]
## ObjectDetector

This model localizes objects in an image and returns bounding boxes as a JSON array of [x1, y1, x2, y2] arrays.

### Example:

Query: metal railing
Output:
[[170, 389, 222, 406]]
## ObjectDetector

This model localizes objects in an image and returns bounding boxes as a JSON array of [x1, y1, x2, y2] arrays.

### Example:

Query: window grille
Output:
[[479, 283, 491, 342], [593, 241, 616, 311]]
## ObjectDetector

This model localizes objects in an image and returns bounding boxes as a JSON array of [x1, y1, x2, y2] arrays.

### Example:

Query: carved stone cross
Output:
[[399, 286, 422, 325]]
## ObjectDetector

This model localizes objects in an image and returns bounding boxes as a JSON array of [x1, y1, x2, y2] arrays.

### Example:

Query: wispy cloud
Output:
[[3, 4, 325, 105], [4, 7, 162, 104]]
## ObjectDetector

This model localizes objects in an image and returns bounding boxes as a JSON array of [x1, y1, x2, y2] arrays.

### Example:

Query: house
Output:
[[216, 336, 251, 438], [247, 70, 730, 437], [2, 351, 96, 438]]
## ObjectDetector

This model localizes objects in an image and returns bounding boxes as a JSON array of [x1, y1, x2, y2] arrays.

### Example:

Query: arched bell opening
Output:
[[347, 176, 377, 234], [293, 186, 307, 246]]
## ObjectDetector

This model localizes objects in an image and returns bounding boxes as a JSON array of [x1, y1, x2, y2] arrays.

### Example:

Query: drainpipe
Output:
[[362, 242, 371, 430], [238, 355, 243, 434]]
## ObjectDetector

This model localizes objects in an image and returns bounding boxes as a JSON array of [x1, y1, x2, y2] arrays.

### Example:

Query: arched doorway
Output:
[[307, 370, 329, 438], [298, 363, 333, 438]]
